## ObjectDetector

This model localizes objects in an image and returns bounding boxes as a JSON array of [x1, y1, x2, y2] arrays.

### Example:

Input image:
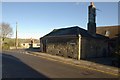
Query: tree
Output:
[[0, 22, 13, 41]]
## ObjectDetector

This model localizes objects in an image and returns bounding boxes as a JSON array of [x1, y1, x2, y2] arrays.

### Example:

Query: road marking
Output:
[[25, 53, 119, 76]]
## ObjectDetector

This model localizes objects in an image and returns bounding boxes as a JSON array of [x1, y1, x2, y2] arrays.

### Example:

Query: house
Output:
[[40, 26, 109, 59], [96, 25, 120, 39], [20, 43, 40, 48], [97, 26, 120, 54], [20, 39, 40, 48], [20, 43, 30, 48], [40, 2, 110, 60]]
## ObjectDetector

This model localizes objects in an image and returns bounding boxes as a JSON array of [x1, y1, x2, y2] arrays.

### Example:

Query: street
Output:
[[2, 50, 119, 78]]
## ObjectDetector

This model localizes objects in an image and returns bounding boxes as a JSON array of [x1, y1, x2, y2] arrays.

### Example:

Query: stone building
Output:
[[40, 2, 110, 60]]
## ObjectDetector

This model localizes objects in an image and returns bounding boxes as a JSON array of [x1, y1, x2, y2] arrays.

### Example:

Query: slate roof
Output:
[[41, 26, 108, 39]]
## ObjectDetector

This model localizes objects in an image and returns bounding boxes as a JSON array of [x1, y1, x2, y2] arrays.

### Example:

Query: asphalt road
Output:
[[2, 50, 119, 79]]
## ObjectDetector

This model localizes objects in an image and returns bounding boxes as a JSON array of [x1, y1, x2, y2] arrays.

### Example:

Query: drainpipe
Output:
[[78, 34, 81, 60]]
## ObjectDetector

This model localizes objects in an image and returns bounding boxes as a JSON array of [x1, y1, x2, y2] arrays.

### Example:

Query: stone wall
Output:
[[81, 37, 109, 59], [41, 36, 79, 59], [40, 36, 109, 60]]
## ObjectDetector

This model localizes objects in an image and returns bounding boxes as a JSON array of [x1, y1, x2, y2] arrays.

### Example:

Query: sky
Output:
[[2, 2, 118, 39]]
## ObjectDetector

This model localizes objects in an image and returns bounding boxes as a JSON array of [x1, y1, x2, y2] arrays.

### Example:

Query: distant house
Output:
[[97, 26, 120, 53], [20, 43, 30, 48], [20, 39, 40, 48], [96, 25, 120, 38], [40, 2, 110, 60], [20, 43, 40, 48]]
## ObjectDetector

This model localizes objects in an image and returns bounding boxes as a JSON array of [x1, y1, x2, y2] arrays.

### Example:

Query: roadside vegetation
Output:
[[1, 22, 39, 50], [1, 22, 13, 50], [2, 38, 15, 50]]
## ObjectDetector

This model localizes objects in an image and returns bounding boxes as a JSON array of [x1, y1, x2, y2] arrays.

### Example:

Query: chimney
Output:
[[87, 2, 96, 35]]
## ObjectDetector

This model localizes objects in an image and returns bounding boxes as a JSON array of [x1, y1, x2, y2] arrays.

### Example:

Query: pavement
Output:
[[4, 49, 120, 76]]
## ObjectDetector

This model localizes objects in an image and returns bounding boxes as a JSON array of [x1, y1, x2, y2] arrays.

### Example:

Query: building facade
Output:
[[40, 26, 109, 60], [40, 2, 110, 60]]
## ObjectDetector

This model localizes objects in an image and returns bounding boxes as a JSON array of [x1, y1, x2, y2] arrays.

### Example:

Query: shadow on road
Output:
[[25, 47, 40, 53], [2, 53, 50, 79], [84, 57, 120, 68]]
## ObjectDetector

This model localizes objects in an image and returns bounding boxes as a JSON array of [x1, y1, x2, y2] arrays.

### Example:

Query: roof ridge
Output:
[[54, 26, 80, 30], [97, 25, 120, 28]]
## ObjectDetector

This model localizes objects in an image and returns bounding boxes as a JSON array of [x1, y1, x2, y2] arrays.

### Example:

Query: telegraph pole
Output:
[[16, 22, 18, 49]]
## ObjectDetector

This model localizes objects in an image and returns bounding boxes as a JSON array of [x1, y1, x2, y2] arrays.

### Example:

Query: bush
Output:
[[2, 43, 10, 50]]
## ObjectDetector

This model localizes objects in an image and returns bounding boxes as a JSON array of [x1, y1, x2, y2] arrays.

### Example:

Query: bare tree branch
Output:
[[1, 22, 13, 41]]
